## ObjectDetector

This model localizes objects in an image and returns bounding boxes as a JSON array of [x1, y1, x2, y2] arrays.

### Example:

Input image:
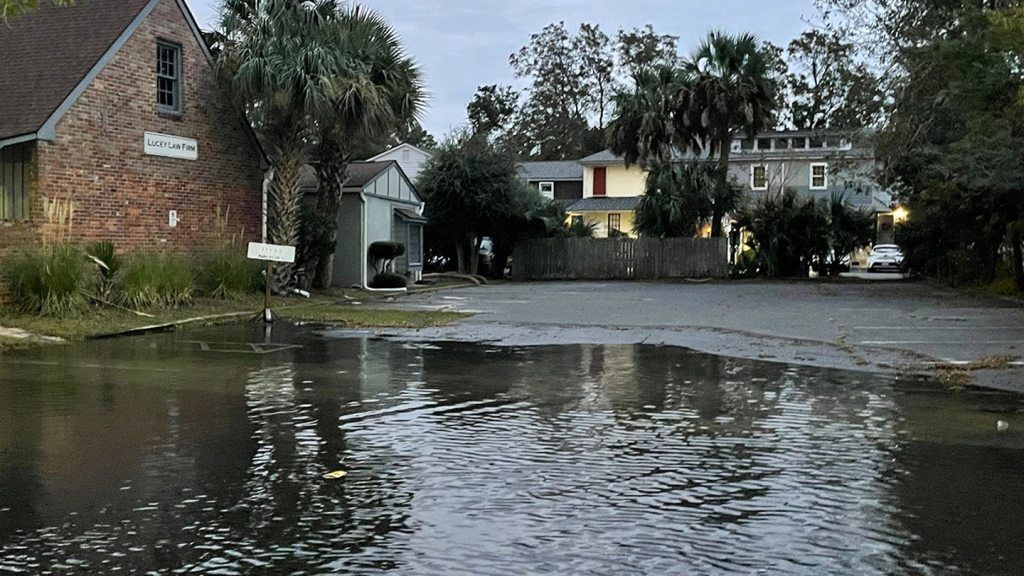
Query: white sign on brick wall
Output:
[[144, 132, 198, 160]]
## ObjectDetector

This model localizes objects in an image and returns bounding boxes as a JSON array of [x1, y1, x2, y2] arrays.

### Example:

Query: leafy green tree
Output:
[[616, 25, 679, 76], [218, 0, 343, 293], [418, 133, 530, 274], [509, 21, 614, 159], [467, 84, 519, 137], [0, 0, 71, 21], [784, 29, 882, 130], [682, 32, 780, 237]]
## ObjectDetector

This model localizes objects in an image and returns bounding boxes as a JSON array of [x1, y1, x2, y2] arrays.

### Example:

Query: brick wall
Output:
[[0, 0, 264, 258]]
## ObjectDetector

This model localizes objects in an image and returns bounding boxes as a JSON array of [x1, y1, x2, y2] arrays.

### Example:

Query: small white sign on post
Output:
[[247, 242, 296, 264], [144, 132, 198, 160]]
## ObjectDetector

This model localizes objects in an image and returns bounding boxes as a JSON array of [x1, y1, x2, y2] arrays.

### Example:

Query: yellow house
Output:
[[567, 150, 647, 238]]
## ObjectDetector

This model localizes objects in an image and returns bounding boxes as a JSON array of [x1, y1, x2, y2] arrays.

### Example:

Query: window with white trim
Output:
[[156, 41, 181, 113], [810, 163, 828, 190], [751, 164, 768, 190], [538, 181, 554, 200], [408, 224, 422, 265]]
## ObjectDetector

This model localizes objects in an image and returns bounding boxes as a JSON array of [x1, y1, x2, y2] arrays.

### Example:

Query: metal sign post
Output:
[[247, 242, 297, 324]]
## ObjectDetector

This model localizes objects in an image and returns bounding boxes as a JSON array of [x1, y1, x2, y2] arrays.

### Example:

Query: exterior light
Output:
[[893, 206, 909, 222]]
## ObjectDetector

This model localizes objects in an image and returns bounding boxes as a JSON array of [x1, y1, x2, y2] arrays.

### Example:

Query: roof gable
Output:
[[518, 161, 583, 181], [367, 142, 433, 162], [0, 0, 218, 146]]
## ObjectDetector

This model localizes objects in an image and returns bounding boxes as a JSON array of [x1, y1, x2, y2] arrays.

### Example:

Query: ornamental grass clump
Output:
[[2, 244, 89, 316], [120, 253, 194, 309], [197, 247, 262, 299]]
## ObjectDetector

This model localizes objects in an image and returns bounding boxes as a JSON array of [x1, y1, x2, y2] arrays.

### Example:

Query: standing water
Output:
[[0, 323, 1022, 575]]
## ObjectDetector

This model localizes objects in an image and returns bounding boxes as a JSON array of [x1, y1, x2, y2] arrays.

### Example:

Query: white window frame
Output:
[[156, 41, 181, 113], [751, 164, 768, 191], [538, 181, 555, 199], [809, 162, 828, 190]]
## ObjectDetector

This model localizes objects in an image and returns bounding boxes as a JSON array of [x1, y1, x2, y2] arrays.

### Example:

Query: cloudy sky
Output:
[[184, 1, 819, 139]]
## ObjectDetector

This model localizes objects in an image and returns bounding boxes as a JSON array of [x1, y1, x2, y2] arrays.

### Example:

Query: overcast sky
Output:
[[184, 1, 820, 139]]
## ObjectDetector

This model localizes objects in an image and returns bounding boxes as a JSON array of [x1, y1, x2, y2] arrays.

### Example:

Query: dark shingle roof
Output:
[[567, 196, 642, 212], [518, 161, 583, 182], [299, 161, 397, 192], [345, 161, 395, 188], [0, 0, 150, 141]]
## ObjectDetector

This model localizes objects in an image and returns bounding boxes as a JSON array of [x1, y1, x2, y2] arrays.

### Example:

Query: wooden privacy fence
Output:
[[512, 237, 728, 281]]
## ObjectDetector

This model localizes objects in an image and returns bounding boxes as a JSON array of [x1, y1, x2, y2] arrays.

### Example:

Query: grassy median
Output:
[[0, 294, 469, 343]]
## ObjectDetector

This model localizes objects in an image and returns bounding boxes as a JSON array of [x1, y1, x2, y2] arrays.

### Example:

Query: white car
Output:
[[867, 244, 904, 272]]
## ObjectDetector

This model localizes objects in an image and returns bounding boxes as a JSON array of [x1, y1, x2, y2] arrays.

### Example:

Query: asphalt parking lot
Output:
[[378, 280, 1024, 392]]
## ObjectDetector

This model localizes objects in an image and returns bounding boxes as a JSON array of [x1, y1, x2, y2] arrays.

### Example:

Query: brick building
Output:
[[0, 0, 266, 256]]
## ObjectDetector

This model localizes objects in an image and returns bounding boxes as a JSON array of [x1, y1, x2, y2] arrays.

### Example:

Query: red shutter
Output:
[[593, 166, 607, 196]]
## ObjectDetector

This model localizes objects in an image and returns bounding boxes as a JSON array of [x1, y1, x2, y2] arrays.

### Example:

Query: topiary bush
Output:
[[368, 241, 406, 276], [197, 247, 262, 299], [369, 272, 408, 289], [2, 244, 90, 317], [120, 252, 194, 309]]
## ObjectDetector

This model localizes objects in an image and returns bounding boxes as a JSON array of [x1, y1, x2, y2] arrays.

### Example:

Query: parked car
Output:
[[866, 244, 904, 272]]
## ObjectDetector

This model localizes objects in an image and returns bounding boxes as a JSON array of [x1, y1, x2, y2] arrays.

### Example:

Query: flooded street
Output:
[[1, 324, 1022, 575]]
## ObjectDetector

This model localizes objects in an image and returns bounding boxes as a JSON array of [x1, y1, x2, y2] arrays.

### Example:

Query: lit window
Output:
[[810, 163, 828, 189], [608, 213, 621, 232], [751, 165, 768, 190], [571, 215, 583, 226], [539, 181, 554, 200], [157, 42, 181, 113]]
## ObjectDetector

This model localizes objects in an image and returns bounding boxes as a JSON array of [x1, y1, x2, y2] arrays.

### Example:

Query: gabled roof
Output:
[[345, 161, 397, 188], [567, 196, 642, 212], [0, 0, 151, 142], [518, 161, 584, 182], [367, 142, 433, 162], [579, 149, 625, 165]]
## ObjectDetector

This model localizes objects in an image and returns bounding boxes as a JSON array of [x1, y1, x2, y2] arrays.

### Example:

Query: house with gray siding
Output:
[[300, 161, 425, 288], [517, 161, 584, 204]]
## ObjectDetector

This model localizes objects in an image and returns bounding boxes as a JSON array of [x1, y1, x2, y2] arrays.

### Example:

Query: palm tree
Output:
[[635, 162, 733, 238], [310, 6, 425, 287], [607, 65, 697, 166], [682, 31, 778, 237], [218, 0, 343, 293]]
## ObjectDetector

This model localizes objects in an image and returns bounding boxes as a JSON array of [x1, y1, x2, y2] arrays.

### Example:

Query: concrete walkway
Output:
[[366, 280, 1024, 393]]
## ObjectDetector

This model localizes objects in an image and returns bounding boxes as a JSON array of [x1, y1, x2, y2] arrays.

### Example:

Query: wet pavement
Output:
[[1, 324, 1023, 574], [380, 281, 1024, 392]]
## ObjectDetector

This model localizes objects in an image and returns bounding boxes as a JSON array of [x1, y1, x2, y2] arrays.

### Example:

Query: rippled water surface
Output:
[[1, 324, 1023, 575]]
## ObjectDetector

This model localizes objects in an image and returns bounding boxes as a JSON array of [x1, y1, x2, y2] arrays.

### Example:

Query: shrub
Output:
[[368, 241, 406, 275], [121, 253, 194, 309], [85, 241, 121, 300], [198, 247, 261, 299], [370, 272, 408, 289], [2, 244, 90, 316]]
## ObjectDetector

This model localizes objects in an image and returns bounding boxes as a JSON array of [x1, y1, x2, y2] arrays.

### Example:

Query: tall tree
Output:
[[607, 65, 694, 166], [682, 32, 780, 237], [418, 133, 530, 274], [785, 29, 882, 129], [467, 84, 519, 137], [616, 25, 680, 77], [218, 0, 343, 293], [310, 5, 424, 287], [634, 162, 728, 238], [509, 21, 612, 159]]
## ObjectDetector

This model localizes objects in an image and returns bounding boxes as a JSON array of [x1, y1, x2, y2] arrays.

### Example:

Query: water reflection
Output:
[[0, 324, 1020, 574]]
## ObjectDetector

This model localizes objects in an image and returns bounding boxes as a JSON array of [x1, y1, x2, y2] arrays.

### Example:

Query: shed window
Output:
[[408, 224, 422, 265], [157, 42, 181, 112], [810, 163, 828, 190], [751, 164, 768, 190], [0, 143, 31, 221]]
